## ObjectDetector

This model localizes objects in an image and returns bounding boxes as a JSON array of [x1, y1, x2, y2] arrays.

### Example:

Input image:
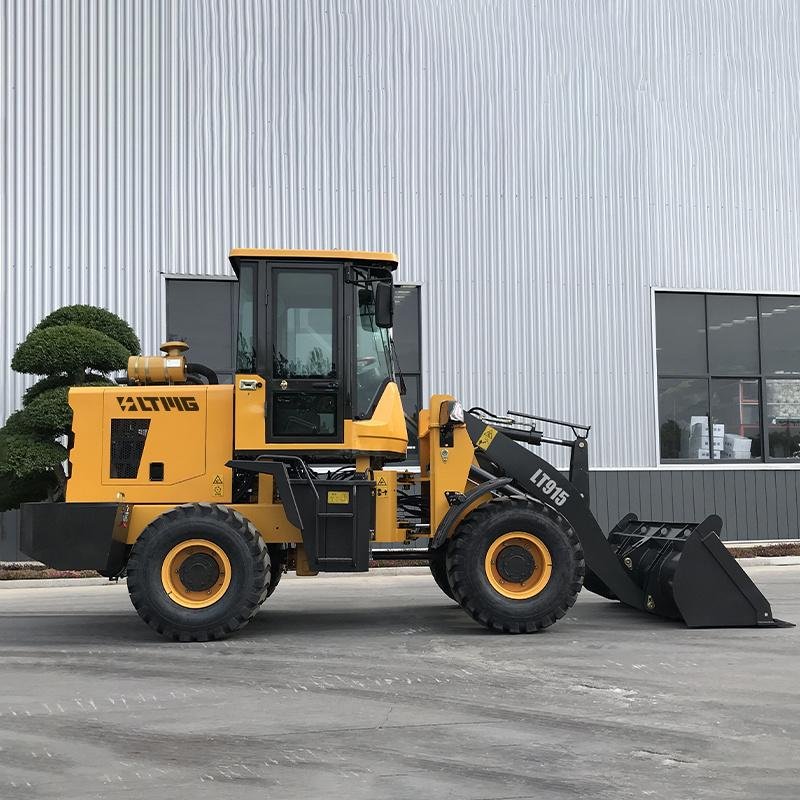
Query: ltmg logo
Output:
[[116, 396, 200, 412]]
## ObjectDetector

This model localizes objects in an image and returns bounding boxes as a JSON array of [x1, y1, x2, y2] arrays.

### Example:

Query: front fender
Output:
[[463, 412, 645, 611]]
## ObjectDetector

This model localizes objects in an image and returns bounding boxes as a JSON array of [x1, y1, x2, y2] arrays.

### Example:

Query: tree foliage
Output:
[[22, 373, 111, 406], [11, 325, 131, 379], [0, 470, 58, 512], [14, 388, 74, 436], [0, 305, 140, 511], [35, 304, 141, 355], [0, 433, 68, 476]]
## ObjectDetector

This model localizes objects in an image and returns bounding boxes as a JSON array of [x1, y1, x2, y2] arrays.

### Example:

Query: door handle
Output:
[[312, 382, 338, 389]]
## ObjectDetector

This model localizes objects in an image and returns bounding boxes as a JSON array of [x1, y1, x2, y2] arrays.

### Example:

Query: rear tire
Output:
[[126, 503, 270, 642], [446, 498, 584, 633], [429, 545, 455, 600]]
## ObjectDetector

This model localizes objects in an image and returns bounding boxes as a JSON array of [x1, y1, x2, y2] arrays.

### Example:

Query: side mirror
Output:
[[375, 282, 394, 328]]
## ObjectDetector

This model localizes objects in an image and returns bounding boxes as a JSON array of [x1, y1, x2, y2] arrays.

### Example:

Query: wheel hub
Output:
[[485, 532, 553, 600], [160, 539, 232, 609], [495, 545, 535, 583], [177, 552, 221, 592]]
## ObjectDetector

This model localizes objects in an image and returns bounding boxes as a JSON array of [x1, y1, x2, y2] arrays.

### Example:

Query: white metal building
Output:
[[3, 1, 800, 549]]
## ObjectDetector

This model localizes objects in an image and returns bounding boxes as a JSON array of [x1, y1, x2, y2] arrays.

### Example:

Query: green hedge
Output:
[[22, 373, 113, 405], [0, 432, 67, 477], [11, 325, 130, 377], [15, 388, 73, 435], [0, 469, 57, 512], [1, 304, 141, 510], [13, 382, 116, 435], [22, 374, 71, 406], [2, 410, 35, 435], [35, 305, 140, 355]]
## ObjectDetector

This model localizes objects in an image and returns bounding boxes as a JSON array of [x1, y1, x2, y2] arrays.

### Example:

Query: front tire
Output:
[[429, 545, 455, 600], [126, 503, 270, 641], [265, 544, 285, 599], [446, 498, 584, 633]]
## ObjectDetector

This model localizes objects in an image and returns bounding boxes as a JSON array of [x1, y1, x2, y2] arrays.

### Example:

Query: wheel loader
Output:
[[20, 249, 788, 640]]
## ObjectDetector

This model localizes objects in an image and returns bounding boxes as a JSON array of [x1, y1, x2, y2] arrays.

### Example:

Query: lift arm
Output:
[[463, 412, 646, 610]]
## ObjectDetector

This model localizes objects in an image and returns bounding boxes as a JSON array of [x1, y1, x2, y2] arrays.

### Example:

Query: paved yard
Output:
[[0, 566, 797, 800]]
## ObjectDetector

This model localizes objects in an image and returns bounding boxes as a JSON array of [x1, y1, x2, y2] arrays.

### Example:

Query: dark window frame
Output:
[[393, 284, 423, 464], [265, 263, 346, 444], [165, 275, 239, 379], [655, 291, 800, 464]]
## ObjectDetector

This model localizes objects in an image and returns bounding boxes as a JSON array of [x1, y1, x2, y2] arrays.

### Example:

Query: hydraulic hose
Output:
[[185, 362, 219, 385]]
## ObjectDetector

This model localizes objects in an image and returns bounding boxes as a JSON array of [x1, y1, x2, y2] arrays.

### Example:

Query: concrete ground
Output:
[[0, 567, 797, 800]]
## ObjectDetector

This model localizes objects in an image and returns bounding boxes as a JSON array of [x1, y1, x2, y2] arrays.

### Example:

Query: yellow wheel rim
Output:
[[485, 532, 552, 600], [160, 539, 232, 609]]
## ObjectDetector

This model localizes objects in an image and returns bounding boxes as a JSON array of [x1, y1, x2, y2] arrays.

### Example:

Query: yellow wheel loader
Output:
[[20, 250, 789, 640]]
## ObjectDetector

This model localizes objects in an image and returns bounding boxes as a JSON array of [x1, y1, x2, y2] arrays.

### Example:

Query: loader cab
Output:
[[230, 249, 408, 461]]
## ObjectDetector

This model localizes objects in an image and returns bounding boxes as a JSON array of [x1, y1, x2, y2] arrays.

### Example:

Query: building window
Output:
[[166, 278, 238, 384], [655, 292, 800, 462]]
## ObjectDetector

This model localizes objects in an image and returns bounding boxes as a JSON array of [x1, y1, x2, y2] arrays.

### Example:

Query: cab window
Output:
[[355, 283, 392, 418]]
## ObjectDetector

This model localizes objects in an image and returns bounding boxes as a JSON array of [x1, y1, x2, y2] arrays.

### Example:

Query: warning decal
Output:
[[476, 426, 498, 451], [327, 491, 350, 505]]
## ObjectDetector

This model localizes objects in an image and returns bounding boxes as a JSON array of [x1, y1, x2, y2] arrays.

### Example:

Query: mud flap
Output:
[[586, 513, 793, 628]]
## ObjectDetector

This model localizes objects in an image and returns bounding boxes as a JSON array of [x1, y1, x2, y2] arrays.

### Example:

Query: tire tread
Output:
[[446, 497, 584, 634], [126, 503, 270, 642]]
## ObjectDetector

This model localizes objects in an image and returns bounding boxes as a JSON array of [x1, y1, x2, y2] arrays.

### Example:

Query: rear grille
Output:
[[110, 419, 150, 478]]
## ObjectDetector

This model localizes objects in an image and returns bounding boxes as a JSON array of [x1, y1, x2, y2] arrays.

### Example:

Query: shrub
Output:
[[0, 470, 58, 512], [12, 381, 116, 436], [15, 388, 73, 436], [0, 305, 140, 509], [35, 304, 141, 355], [22, 373, 111, 406], [11, 324, 130, 378], [0, 432, 68, 476]]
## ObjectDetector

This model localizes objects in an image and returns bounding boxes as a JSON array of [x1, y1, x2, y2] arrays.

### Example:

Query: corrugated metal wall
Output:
[[3, 0, 800, 468], [590, 470, 800, 540]]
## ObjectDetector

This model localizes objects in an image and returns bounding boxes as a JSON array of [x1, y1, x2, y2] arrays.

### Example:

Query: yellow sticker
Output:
[[476, 426, 498, 451], [327, 490, 350, 505]]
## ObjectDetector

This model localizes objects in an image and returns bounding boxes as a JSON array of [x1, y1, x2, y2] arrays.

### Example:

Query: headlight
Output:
[[448, 401, 465, 424]]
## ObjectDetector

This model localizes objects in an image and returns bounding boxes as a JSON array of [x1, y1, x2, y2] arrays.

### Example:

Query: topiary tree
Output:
[[0, 305, 141, 510]]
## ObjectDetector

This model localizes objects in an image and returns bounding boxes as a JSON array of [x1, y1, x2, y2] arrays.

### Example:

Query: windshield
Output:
[[354, 275, 393, 418]]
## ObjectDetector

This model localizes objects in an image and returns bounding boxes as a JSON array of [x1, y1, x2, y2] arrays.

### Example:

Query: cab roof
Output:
[[229, 248, 398, 270]]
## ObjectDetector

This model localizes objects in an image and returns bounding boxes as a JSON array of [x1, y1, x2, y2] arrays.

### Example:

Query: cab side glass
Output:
[[236, 265, 256, 372]]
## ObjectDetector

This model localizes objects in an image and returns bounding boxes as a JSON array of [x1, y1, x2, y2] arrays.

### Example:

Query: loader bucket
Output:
[[583, 513, 791, 628]]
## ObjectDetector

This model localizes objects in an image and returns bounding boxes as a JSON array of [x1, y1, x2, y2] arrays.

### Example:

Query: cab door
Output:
[[266, 264, 345, 443]]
